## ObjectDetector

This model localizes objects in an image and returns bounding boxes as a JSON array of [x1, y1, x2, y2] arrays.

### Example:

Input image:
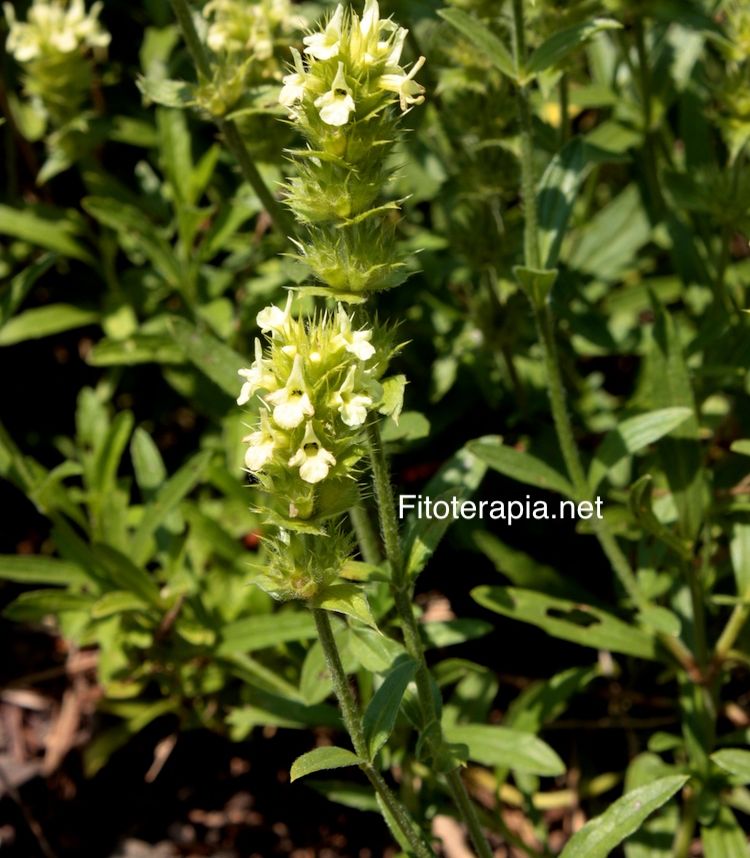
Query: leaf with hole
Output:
[[472, 586, 658, 659]]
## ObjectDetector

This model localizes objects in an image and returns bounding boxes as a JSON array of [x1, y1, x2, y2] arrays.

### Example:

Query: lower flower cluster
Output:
[[237, 294, 396, 531]]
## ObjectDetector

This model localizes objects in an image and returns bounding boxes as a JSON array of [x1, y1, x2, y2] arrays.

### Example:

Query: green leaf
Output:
[[437, 8, 516, 80], [559, 775, 689, 858], [0, 304, 98, 346], [527, 18, 622, 74], [641, 304, 705, 540], [349, 626, 405, 672], [504, 666, 598, 735], [589, 407, 693, 492], [290, 746, 361, 782], [93, 411, 134, 494], [731, 440, 750, 457], [701, 805, 750, 858], [730, 523, 750, 595], [442, 723, 565, 776], [0, 205, 94, 263], [91, 590, 151, 619], [88, 335, 185, 367], [131, 428, 167, 495], [137, 75, 193, 108], [381, 411, 430, 442], [421, 619, 493, 648], [306, 780, 379, 813], [300, 626, 358, 705], [4, 589, 95, 621], [227, 692, 340, 736], [130, 449, 213, 564], [537, 138, 595, 269], [312, 583, 376, 628], [0, 255, 55, 327], [404, 440, 491, 579], [513, 266, 558, 310], [0, 555, 90, 586], [83, 197, 182, 287], [92, 544, 162, 608], [168, 317, 246, 397], [474, 531, 594, 601], [711, 749, 750, 784], [472, 586, 658, 659], [629, 475, 692, 561], [569, 185, 651, 279], [378, 375, 407, 422], [218, 612, 317, 654], [468, 439, 575, 497], [363, 657, 417, 759]]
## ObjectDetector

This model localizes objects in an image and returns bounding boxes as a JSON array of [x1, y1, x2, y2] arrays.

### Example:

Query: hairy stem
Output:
[[365, 421, 495, 858], [512, 0, 540, 270], [168, 0, 295, 238], [312, 608, 434, 858]]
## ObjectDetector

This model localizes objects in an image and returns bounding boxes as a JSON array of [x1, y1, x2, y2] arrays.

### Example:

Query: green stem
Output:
[[512, 0, 540, 270], [365, 421, 495, 858], [511, 0, 697, 677], [366, 421, 405, 584], [168, 0, 295, 238], [673, 790, 696, 858], [633, 17, 664, 219], [312, 608, 434, 858], [715, 582, 750, 661]]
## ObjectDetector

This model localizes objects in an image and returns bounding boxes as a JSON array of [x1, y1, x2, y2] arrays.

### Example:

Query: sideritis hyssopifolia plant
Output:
[[235, 3, 494, 856], [3, 0, 111, 180]]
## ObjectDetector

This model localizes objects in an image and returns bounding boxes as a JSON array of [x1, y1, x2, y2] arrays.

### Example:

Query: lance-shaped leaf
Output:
[[468, 438, 575, 497], [131, 449, 213, 564], [527, 18, 622, 75], [312, 583, 376, 628], [0, 304, 99, 346], [473, 586, 658, 660], [218, 612, 317, 655], [711, 749, 750, 784], [404, 439, 491, 579], [589, 407, 693, 492], [437, 8, 516, 80], [442, 723, 565, 776], [629, 475, 693, 561], [701, 805, 750, 858], [168, 317, 247, 397], [559, 775, 689, 858], [363, 657, 417, 759]]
